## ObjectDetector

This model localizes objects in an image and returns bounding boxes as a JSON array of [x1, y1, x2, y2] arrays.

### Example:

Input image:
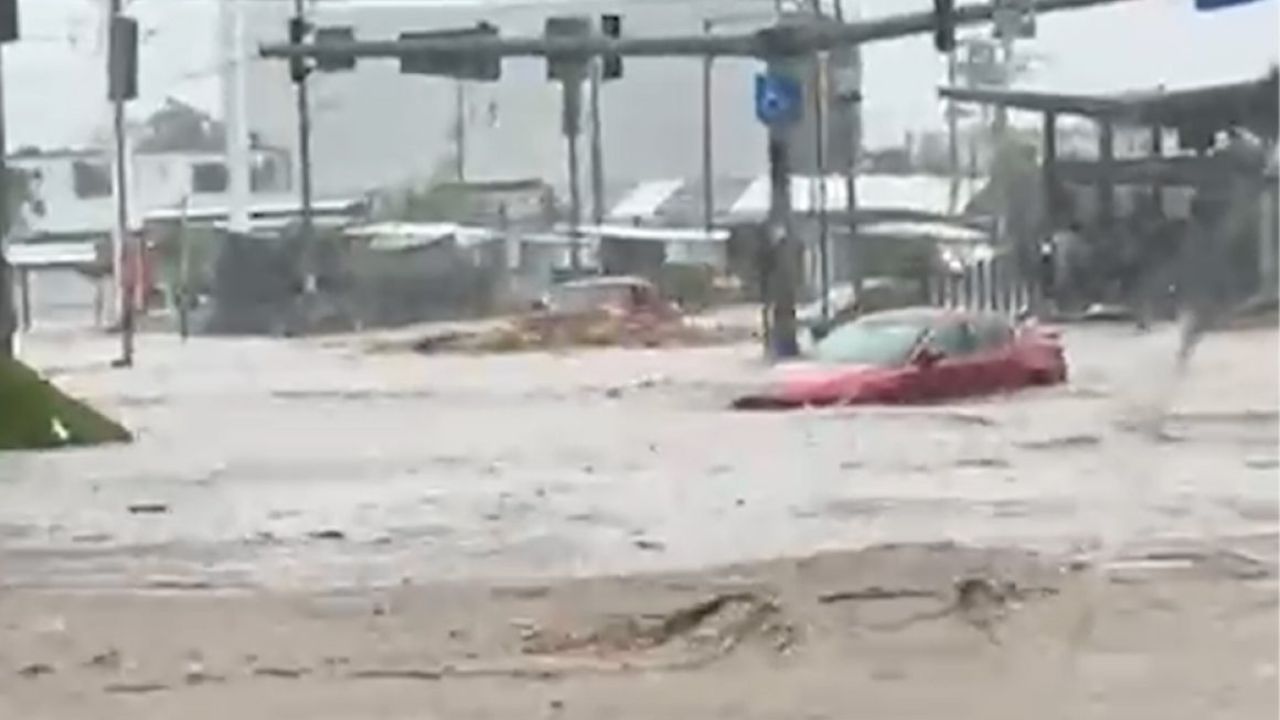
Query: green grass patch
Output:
[[0, 358, 132, 451]]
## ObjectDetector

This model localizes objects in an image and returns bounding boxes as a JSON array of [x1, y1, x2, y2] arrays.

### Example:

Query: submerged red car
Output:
[[733, 307, 1067, 409]]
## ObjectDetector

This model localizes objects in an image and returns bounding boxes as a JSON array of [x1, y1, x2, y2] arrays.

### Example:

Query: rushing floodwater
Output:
[[0, 322, 1274, 589]]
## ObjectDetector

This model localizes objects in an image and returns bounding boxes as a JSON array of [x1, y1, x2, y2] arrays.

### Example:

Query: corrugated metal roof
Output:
[[5, 241, 100, 268], [574, 223, 730, 243], [728, 174, 981, 218], [608, 179, 685, 220], [859, 220, 990, 243], [345, 221, 500, 251], [144, 196, 366, 223]]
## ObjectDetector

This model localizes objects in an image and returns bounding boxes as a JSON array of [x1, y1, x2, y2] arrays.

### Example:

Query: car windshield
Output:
[[812, 319, 929, 366]]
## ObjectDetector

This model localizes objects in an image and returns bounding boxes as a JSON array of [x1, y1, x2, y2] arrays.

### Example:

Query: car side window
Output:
[[925, 321, 977, 358], [975, 318, 1014, 351]]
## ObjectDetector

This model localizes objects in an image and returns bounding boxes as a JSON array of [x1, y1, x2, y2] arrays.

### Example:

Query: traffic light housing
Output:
[[399, 23, 500, 82], [600, 14, 622, 81], [933, 0, 955, 53], [108, 16, 138, 102], [545, 16, 591, 82], [0, 0, 18, 44], [288, 17, 310, 84], [314, 26, 356, 73]]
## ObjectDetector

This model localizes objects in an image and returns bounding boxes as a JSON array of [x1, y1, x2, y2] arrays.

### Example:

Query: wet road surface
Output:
[[1, 323, 1275, 589]]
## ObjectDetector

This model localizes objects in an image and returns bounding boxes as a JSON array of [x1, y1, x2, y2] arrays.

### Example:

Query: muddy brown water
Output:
[[0, 323, 1274, 590]]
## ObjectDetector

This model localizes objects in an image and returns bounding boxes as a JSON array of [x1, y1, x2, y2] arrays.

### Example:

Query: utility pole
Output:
[[454, 80, 467, 181], [108, 0, 136, 368], [289, 1, 318, 300], [946, 45, 960, 213], [810, 44, 831, 320], [545, 16, 592, 273], [831, 0, 862, 301], [221, 0, 251, 235], [766, 123, 800, 358], [700, 19, 714, 236], [563, 79, 584, 272], [588, 58, 605, 227]]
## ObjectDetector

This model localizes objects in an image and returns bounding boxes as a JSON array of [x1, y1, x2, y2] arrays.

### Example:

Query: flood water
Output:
[[1, 322, 1274, 589]]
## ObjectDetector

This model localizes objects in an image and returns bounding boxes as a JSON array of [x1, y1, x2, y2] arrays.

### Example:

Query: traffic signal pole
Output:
[[561, 77, 584, 272], [109, 0, 134, 368], [588, 58, 605, 228], [767, 126, 800, 358], [293, 0, 317, 296], [259, 0, 1142, 358]]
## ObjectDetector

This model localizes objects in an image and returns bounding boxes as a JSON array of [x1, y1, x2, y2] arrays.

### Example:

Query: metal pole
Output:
[[224, 0, 251, 234], [111, 0, 133, 368], [562, 79, 583, 272], [812, 50, 831, 320], [832, 0, 862, 301], [946, 47, 960, 213], [454, 80, 467, 181], [994, 28, 1014, 136], [700, 19, 714, 235], [767, 126, 799, 358], [294, 0, 316, 296], [177, 195, 191, 341], [0, 48, 12, 360], [17, 267, 28, 330], [588, 58, 605, 227]]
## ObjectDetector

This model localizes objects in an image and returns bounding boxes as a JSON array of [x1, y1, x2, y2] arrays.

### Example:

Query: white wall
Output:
[[12, 149, 290, 238]]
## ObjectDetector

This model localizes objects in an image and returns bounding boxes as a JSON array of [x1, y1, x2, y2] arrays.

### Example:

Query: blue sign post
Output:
[[754, 72, 803, 127]]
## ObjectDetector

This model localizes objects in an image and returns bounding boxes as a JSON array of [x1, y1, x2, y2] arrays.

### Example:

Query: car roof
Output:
[[857, 306, 1009, 328]]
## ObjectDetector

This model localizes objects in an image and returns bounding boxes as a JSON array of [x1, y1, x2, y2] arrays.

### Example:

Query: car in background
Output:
[[733, 307, 1066, 409], [541, 275, 677, 319]]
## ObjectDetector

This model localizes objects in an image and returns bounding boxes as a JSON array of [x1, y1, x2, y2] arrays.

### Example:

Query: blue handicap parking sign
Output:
[[754, 72, 803, 127]]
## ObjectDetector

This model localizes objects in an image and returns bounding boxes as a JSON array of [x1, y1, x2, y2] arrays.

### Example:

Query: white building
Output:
[[10, 145, 291, 242]]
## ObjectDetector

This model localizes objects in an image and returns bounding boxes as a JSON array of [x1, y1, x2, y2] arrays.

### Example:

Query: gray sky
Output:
[[4, 0, 1275, 160]]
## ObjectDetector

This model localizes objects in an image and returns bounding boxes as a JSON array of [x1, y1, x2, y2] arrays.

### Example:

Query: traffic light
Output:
[[399, 23, 500, 82], [314, 26, 356, 73], [0, 0, 17, 44], [600, 14, 622, 81], [545, 16, 591, 82], [108, 16, 138, 102], [933, 0, 955, 53], [993, 0, 1037, 40], [288, 17, 310, 83]]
